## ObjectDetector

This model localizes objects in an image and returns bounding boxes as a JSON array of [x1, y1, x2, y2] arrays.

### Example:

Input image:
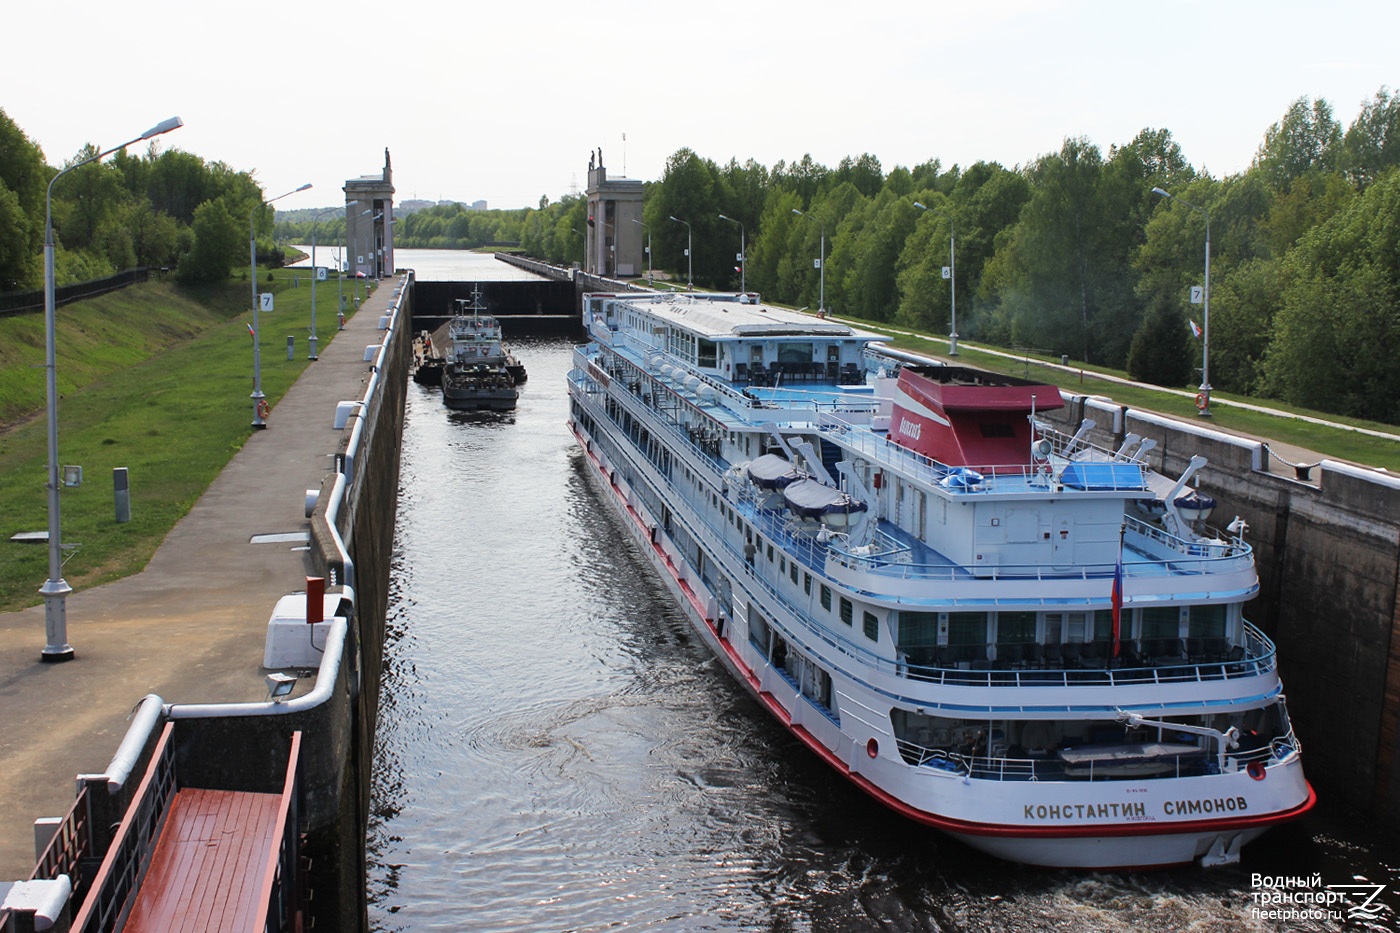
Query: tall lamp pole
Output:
[[40, 115, 183, 663], [632, 219, 652, 286], [250, 183, 313, 428], [1152, 186, 1212, 416], [791, 209, 825, 315], [913, 201, 957, 355], [668, 216, 692, 290], [308, 206, 339, 360], [718, 213, 745, 293]]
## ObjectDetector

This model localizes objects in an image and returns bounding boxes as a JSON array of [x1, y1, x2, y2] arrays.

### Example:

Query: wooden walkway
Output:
[[122, 788, 283, 932]]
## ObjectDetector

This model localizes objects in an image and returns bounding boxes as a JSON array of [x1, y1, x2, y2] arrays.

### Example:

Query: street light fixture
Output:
[[913, 201, 958, 355], [40, 115, 184, 663], [632, 219, 652, 286], [250, 183, 313, 429], [718, 213, 746, 293], [791, 208, 825, 316], [308, 206, 340, 360], [1152, 186, 1212, 417], [668, 215, 692, 290]]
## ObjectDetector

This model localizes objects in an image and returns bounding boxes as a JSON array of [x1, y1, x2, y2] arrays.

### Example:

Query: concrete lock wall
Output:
[[308, 276, 409, 931], [1044, 396, 1400, 827]]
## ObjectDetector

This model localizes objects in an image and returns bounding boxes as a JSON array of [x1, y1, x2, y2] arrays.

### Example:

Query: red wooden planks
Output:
[[123, 788, 282, 933]]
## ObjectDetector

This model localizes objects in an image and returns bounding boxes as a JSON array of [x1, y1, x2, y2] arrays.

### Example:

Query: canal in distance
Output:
[[366, 252, 1397, 932]]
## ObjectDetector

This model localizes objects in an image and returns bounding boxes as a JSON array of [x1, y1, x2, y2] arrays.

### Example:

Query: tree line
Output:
[[515, 90, 1396, 424], [0, 108, 289, 292], [11, 89, 1398, 424]]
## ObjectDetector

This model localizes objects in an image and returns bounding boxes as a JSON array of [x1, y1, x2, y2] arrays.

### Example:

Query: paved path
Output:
[[0, 278, 401, 879]]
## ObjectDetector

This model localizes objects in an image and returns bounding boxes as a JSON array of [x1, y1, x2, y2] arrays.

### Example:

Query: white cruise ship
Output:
[[566, 290, 1314, 869]]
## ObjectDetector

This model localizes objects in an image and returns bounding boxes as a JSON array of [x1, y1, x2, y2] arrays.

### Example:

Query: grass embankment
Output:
[[0, 267, 370, 612]]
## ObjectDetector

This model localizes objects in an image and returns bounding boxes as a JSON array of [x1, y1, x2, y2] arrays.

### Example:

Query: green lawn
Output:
[[0, 267, 371, 612]]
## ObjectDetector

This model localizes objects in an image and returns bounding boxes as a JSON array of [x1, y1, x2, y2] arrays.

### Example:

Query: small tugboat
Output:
[[567, 290, 1314, 869], [439, 288, 524, 411]]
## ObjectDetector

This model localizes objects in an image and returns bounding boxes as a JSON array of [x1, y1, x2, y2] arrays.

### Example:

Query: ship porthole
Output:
[[1247, 761, 1267, 781], [866, 738, 879, 759]]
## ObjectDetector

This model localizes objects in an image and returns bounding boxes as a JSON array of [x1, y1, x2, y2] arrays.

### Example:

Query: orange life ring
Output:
[[1194, 392, 1207, 411], [257, 398, 270, 420]]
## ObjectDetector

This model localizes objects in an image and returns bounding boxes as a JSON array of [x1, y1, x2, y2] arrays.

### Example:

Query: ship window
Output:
[[1065, 612, 1088, 643], [896, 612, 939, 651], [863, 611, 880, 642], [766, 543, 774, 562], [820, 585, 832, 611], [748, 610, 771, 653], [1140, 606, 1180, 639], [777, 341, 813, 364], [803, 573, 812, 595], [698, 338, 717, 368], [1187, 604, 1227, 638], [839, 598, 854, 626], [947, 612, 986, 645], [1092, 610, 1115, 642], [780, 556, 787, 573], [996, 611, 1037, 644], [790, 563, 799, 585]]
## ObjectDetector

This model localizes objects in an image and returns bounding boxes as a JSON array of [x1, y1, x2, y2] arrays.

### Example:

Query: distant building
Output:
[[585, 149, 644, 278], [344, 149, 396, 277]]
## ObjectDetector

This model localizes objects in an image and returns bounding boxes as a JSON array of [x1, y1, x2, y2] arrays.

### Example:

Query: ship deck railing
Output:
[[580, 340, 883, 424], [897, 726, 1299, 783], [894, 622, 1276, 690], [817, 412, 1155, 495], [823, 513, 1253, 584]]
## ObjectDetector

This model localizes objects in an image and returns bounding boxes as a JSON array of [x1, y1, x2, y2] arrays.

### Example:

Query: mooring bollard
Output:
[[287, 335, 295, 360]]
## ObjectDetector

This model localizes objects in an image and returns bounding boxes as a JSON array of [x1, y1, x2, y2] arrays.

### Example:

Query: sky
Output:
[[4, 0, 1397, 212]]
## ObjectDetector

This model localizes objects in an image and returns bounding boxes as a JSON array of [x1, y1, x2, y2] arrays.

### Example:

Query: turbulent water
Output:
[[367, 262, 1397, 931]]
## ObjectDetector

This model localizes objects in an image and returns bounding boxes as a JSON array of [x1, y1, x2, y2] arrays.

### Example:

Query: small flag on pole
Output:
[[1188, 319, 1202, 339], [246, 322, 255, 338], [1111, 533, 1124, 658]]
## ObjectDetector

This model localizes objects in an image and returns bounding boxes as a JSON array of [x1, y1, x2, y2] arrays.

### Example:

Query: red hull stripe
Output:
[[571, 424, 1317, 841]]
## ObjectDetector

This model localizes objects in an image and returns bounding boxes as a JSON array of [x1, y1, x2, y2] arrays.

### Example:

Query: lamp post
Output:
[[913, 201, 957, 355], [718, 213, 745, 293], [1152, 186, 1211, 416], [632, 218, 652, 286], [668, 215, 692, 290], [40, 115, 183, 663], [308, 206, 339, 360], [250, 183, 313, 428], [791, 208, 825, 316]]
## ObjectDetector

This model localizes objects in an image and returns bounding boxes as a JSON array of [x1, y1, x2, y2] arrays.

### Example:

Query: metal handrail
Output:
[[897, 723, 1301, 783], [71, 723, 178, 933]]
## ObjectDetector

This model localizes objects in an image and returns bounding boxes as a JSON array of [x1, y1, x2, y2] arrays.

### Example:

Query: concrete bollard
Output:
[[114, 467, 131, 523], [334, 401, 361, 429], [287, 335, 295, 360]]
